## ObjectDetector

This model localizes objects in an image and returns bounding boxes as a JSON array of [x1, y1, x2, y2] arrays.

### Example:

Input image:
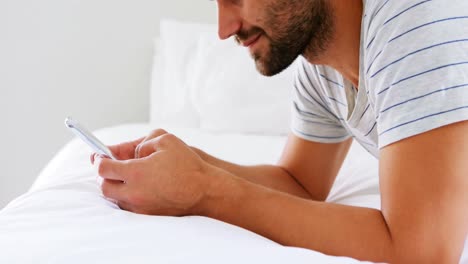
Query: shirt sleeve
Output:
[[365, 0, 468, 149], [291, 59, 351, 143]]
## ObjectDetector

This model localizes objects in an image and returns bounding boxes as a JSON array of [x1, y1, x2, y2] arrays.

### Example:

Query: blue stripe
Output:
[[368, 17, 468, 74], [366, 36, 376, 50], [302, 64, 329, 106], [371, 0, 391, 24], [380, 84, 468, 114], [383, 0, 433, 26], [366, 0, 391, 49], [293, 128, 349, 140], [359, 104, 371, 122], [367, 1, 390, 32], [296, 77, 326, 106], [377, 61, 468, 95], [296, 70, 342, 121], [366, 50, 383, 75], [371, 39, 468, 78], [365, 122, 378, 137], [388, 16, 468, 44], [293, 101, 328, 119], [359, 139, 377, 148], [379, 106, 468, 136], [374, 0, 391, 18], [320, 74, 344, 88], [296, 116, 344, 129], [294, 83, 343, 122], [328, 97, 347, 107], [294, 83, 315, 106]]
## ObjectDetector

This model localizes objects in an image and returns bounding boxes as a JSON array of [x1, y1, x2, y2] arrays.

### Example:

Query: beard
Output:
[[235, 0, 335, 76]]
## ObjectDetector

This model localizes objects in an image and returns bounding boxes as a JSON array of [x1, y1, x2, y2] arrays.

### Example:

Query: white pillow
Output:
[[150, 20, 214, 128], [189, 31, 296, 135], [151, 19, 297, 135]]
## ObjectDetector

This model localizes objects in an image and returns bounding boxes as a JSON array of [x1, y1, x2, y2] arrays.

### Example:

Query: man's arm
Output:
[[95, 130, 350, 201], [192, 136, 352, 201], [94, 122, 467, 262], [199, 121, 468, 263]]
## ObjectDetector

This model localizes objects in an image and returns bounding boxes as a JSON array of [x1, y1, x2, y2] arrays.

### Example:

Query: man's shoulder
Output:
[[364, 0, 467, 36], [361, 0, 468, 81]]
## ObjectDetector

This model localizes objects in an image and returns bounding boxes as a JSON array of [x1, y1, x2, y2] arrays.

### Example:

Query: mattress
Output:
[[0, 123, 465, 263]]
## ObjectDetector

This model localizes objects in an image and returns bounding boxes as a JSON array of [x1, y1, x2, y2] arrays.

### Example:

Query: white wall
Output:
[[0, 0, 217, 208]]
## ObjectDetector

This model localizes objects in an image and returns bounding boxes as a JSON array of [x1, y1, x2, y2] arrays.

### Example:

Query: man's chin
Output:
[[254, 62, 273, 77], [251, 48, 297, 76], [254, 58, 291, 77]]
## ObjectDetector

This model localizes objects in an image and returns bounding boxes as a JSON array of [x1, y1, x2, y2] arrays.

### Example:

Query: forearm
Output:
[[201, 167, 395, 263], [192, 147, 312, 200]]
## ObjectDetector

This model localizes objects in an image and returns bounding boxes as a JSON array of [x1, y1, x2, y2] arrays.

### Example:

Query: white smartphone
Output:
[[64, 117, 117, 160]]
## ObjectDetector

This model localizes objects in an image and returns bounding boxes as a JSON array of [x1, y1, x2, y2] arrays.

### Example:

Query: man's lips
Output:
[[241, 33, 262, 47]]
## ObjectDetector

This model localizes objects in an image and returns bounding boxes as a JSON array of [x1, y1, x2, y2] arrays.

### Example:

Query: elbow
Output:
[[309, 191, 329, 202], [278, 167, 329, 201]]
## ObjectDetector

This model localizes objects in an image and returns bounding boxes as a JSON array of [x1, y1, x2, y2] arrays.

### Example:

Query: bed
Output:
[[1, 20, 466, 263], [1, 123, 382, 264]]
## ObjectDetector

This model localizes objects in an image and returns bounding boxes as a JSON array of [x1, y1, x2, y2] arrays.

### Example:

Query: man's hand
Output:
[[89, 129, 168, 163], [91, 130, 216, 216]]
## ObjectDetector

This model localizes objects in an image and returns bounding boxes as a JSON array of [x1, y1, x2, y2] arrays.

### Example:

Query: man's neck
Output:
[[303, 0, 363, 87]]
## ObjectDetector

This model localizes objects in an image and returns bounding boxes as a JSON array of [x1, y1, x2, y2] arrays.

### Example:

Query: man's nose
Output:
[[217, 3, 242, 40]]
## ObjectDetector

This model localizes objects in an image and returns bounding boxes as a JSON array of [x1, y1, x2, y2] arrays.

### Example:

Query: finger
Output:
[[135, 129, 168, 158], [137, 134, 187, 161], [149, 133, 184, 152], [134, 140, 158, 159], [94, 156, 138, 182], [91, 153, 106, 164], [107, 137, 145, 160], [136, 134, 175, 159], [101, 179, 127, 201]]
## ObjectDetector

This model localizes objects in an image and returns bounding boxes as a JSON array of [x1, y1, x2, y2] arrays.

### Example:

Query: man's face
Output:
[[217, 0, 335, 76]]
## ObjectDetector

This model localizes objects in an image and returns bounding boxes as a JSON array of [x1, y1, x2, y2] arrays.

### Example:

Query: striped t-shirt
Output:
[[292, 0, 468, 158]]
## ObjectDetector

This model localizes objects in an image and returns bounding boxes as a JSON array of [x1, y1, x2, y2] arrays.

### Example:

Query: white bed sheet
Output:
[[0, 123, 465, 263]]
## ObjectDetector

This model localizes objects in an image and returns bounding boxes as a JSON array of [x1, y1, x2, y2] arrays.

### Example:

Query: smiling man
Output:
[[92, 0, 468, 262]]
